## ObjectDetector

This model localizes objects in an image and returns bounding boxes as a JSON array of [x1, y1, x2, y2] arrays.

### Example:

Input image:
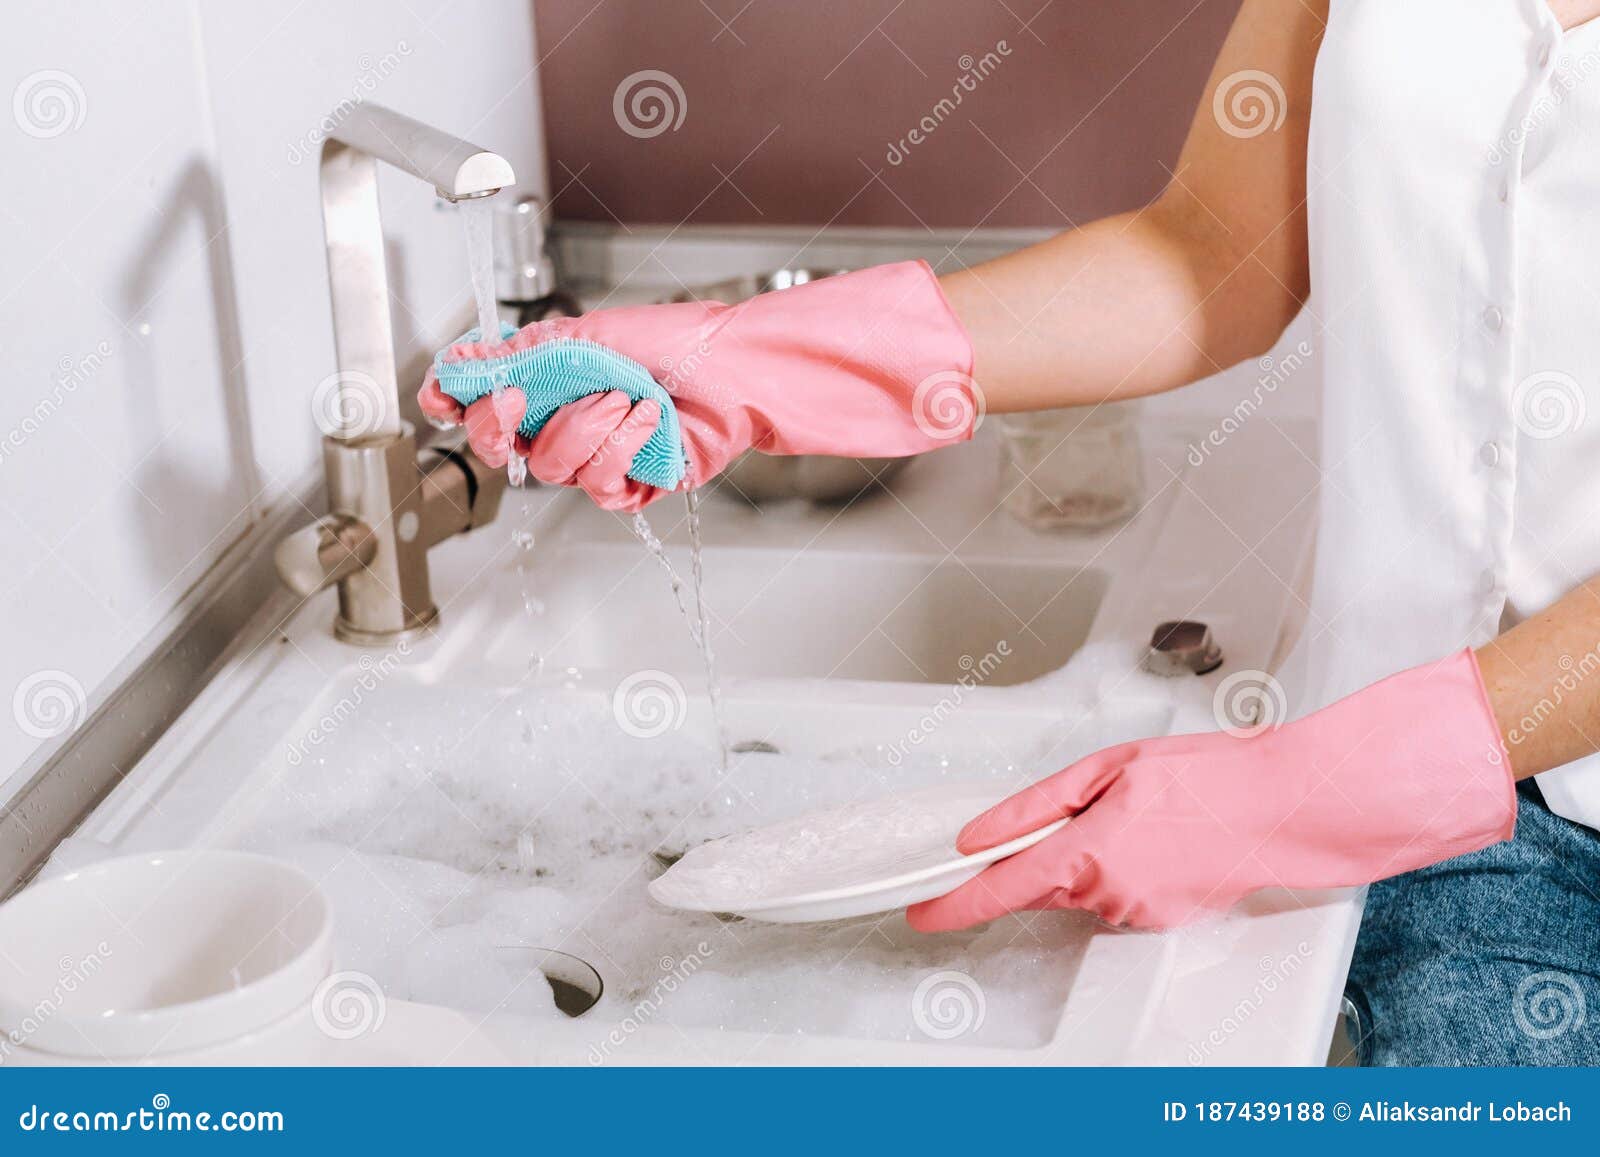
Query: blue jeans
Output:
[[1345, 780, 1599, 1065]]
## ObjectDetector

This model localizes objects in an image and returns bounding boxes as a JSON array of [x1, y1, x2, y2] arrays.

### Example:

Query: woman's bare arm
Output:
[[1478, 582, 1600, 779], [940, 0, 1327, 413]]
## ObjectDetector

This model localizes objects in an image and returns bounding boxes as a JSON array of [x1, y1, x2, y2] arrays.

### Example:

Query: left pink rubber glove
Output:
[[418, 261, 978, 510], [908, 649, 1516, 931]]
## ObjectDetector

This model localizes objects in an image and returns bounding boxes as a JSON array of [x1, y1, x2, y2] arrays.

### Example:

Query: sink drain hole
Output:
[[495, 946, 604, 1018]]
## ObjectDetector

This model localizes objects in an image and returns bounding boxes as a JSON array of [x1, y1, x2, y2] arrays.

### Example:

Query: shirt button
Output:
[[1483, 305, 1505, 332], [1479, 441, 1501, 467], [1498, 177, 1511, 204]]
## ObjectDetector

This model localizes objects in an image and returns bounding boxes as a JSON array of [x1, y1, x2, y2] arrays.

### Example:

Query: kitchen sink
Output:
[[43, 423, 1357, 1066]]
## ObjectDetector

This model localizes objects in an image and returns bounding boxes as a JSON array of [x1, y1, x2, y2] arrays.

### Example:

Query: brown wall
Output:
[[534, 0, 1241, 229]]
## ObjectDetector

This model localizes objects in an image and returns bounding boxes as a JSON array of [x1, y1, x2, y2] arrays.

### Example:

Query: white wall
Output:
[[0, 0, 547, 790]]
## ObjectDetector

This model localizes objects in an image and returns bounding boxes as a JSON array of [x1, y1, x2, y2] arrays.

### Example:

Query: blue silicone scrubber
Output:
[[432, 325, 688, 490]]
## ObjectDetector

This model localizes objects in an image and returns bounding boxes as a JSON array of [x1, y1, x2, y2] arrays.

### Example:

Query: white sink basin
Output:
[[488, 541, 1108, 686], [56, 424, 1359, 1066]]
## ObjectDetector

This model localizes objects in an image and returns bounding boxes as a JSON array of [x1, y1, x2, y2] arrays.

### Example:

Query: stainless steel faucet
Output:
[[275, 104, 513, 644]]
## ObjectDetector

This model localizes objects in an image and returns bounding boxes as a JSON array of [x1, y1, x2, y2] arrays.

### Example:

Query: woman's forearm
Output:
[[1477, 578, 1600, 778], [940, 0, 1324, 414], [940, 198, 1303, 412]]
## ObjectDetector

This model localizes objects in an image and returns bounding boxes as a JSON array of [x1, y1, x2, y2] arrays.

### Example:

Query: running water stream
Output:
[[461, 198, 525, 487], [630, 496, 730, 770], [684, 489, 729, 764]]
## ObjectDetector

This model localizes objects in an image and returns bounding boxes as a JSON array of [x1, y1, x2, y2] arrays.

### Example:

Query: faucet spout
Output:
[[329, 103, 515, 203]]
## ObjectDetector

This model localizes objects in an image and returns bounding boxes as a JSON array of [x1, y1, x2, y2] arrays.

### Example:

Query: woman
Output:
[[422, 0, 1600, 1064]]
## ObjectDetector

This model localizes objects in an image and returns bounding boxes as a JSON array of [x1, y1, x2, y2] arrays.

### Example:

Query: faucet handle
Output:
[[274, 513, 377, 597], [417, 440, 509, 545]]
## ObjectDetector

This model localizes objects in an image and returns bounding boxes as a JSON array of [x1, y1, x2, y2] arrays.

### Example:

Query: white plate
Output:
[[648, 782, 1069, 924]]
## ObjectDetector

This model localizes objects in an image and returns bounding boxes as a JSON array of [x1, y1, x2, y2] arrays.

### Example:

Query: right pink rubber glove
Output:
[[418, 261, 978, 510], [907, 649, 1516, 932]]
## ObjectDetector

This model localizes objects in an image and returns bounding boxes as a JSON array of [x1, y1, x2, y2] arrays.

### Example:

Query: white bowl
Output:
[[0, 849, 332, 1058]]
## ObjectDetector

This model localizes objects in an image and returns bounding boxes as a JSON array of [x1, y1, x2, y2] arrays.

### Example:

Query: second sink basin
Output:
[[487, 541, 1108, 687]]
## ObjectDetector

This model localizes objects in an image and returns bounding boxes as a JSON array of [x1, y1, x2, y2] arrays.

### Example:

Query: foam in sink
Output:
[[226, 679, 1127, 1051]]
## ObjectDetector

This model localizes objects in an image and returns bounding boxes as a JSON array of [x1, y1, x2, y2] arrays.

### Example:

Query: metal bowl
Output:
[[667, 268, 910, 504], [720, 448, 905, 505], [666, 266, 852, 305]]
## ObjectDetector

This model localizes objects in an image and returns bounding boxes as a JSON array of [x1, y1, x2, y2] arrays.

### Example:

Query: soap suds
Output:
[[228, 679, 1125, 1049]]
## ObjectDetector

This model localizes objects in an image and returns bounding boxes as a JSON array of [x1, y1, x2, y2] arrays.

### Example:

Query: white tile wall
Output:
[[0, 0, 547, 792]]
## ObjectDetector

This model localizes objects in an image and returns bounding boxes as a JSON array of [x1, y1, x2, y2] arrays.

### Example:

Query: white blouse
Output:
[[1284, 0, 1600, 828]]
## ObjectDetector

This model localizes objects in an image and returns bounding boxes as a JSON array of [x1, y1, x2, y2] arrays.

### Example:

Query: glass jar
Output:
[[995, 401, 1144, 530]]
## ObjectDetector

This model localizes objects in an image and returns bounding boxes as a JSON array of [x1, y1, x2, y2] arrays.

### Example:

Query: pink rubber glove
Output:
[[907, 649, 1516, 931], [417, 261, 978, 510]]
